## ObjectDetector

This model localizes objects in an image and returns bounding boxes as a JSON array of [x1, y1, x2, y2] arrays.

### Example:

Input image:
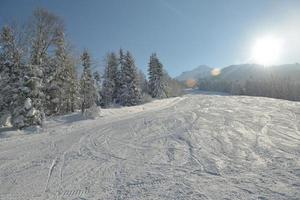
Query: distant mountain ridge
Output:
[[175, 65, 212, 81], [216, 63, 300, 82], [176, 63, 300, 83]]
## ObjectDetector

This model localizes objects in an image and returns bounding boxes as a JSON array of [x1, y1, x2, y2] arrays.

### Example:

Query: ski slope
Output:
[[0, 93, 300, 200]]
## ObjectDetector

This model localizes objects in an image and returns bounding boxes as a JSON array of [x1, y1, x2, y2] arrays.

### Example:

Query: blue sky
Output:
[[1, 0, 300, 77]]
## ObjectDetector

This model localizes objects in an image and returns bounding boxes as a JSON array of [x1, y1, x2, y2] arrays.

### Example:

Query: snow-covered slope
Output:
[[0, 93, 300, 200], [175, 65, 212, 82]]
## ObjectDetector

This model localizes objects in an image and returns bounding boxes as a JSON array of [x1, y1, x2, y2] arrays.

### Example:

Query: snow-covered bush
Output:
[[0, 113, 12, 127], [141, 93, 153, 103], [12, 95, 45, 129], [82, 104, 101, 120]]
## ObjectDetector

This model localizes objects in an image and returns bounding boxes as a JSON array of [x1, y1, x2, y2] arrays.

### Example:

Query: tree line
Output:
[[0, 8, 183, 129], [198, 76, 300, 101]]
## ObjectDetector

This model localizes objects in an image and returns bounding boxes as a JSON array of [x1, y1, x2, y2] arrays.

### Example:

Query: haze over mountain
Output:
[[175, 65, 212, 81], [176, 63, 300, 83], [216, 63, 300, 82]]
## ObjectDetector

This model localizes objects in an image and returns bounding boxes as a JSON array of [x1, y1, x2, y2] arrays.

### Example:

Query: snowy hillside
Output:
[[0, 93, 300, 200]]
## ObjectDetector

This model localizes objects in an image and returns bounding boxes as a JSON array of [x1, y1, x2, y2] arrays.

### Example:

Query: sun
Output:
[[251, 36, 283, 66]]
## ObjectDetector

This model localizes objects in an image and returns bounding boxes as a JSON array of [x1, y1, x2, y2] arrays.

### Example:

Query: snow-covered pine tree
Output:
[[9, 8, 64, 128], [115, 49, 124, 102], [0, 25, 45, 129], [11, 20, 45, 128], [162, 71, 183, 97], [0, 25, 22, 126], [93, 71, 102, 106], [148, 53, 167, 98], [11, 63, 45, 128], [11, 9, 61, 128], [29, 8, 64, 115], [80, 50, 97, 113], [118, 51, 141, 106], [64, 55, 79, 113], [111, 52, 119, 101], [45, 29, 79, 115], [44, 30, 65, 115], [137, 69, 149, 94], [101, 52, 118, 107]]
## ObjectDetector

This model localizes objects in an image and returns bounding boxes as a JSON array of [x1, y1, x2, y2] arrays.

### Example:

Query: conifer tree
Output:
[[29, 8, 64, 115], [0, 26, 22, 126], [162, 71, 183, 97], [93, 71, 102, 106], [0, 25, 45, 128], [115, 49, 124, 102], [44, 30, 66, 115], [148, 53, 166, 98], [119, 51, 141, 106], [101, 52, 118, 107], [45, 29, 79, 115], [64, 55, 79, 113], [137, 69, 149, 94], [12, 64, 45, 128], [80, 50, 96, 113], [8, 8, 64, 128], [0, 8, 81, 128]]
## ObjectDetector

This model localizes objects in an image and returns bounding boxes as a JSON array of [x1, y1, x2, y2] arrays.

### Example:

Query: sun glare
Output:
[[251, 36, 283, 66]]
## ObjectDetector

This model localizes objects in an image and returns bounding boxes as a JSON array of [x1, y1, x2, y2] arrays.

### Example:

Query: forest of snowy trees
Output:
[[198, 77, 300, 101], [0, 8, 183, 129]]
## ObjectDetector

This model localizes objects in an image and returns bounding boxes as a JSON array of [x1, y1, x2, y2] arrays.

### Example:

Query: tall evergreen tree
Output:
[[12, 64, 45, 128], [115, 49, 124, 101], [64, 55, 79, 113], [29, 8, 64, 115], [148, 53, 167, 98], [101, 52, 118, 107], [80, 50, 96, 113], [0, 8, 81, 128], [0, 25, 45, 128], [0, 26, 22, 126], [115, 49, 125, 104], [45, 29, 79, 115], [93, 71, 102, 106], [137, 69, 149, 94], [8, 8, 64, 128], [44, 30, 65, 115], [118, 51, 141, 106]]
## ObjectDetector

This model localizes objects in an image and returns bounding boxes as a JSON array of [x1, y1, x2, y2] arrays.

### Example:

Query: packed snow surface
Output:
[[0, 93, 300, 200]]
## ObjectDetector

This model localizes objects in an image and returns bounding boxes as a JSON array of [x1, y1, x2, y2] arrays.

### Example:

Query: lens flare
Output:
[[211, 68, 221, 76], [185, 79, 197, 88]]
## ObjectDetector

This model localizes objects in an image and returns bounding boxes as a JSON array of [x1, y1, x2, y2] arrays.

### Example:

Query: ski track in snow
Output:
[[0, 93, 300, 199]]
